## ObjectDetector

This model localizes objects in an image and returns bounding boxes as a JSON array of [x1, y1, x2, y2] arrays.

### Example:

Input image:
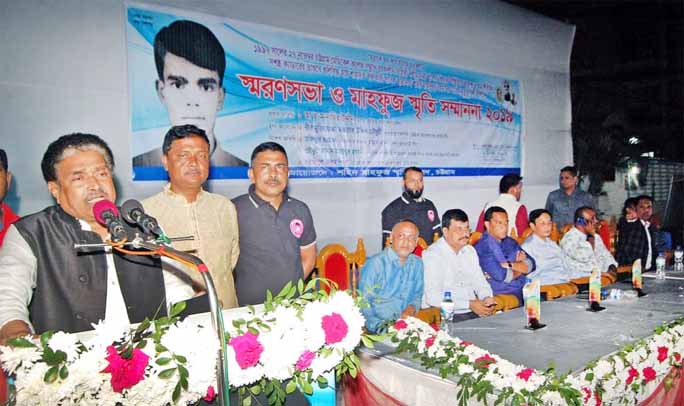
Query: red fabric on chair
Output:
[[0, 369, 7, 404], [639, 367, 684, 406], [322, 252, 350, 293], [342, 370, 405, 406], [413, 245, 424, 257]]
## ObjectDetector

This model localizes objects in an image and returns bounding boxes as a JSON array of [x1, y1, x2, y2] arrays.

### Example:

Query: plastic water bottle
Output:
[[675, 246, 683, 272], [656, 252, 666, 280], [440, 291, 454, 331]]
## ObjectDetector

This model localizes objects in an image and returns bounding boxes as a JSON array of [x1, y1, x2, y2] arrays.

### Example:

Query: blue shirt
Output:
[[474, 232, 535, 299], [358, 248, 424, 332], [521, 234, 570, 285], [545, 188, 594, 228]]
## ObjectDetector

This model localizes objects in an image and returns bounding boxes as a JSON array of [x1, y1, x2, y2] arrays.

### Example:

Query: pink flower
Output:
[[425, 336, 436, 348], [295, 350, 316, 371], [657, 346, 669, 363], [321, 313, 349, 345], [582, 387, 592, 403], [675, 353, 682, 362], [229, 332, 263, 369], [393, 320, 408, 330], [642, 366, 656, 383], [101, 345, 149, 393], [626, 367, 639, 385], [516, 368, 534, 381], [429, 322, 439, 331], [460, 340, 473, 347], [474, 354, 496, 369], [204, 386, 216, 402]]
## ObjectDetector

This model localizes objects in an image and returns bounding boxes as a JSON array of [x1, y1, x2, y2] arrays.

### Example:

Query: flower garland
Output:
[[0, 279, 381, 406], [389, 316, 684, 405]]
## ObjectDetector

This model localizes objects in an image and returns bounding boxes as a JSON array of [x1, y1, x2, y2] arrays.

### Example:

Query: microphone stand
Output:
[[76, 235, 230, 406]]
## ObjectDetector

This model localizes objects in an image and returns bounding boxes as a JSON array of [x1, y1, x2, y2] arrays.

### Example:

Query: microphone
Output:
[[121, 199, 162, 236], [92, 200, 127, 242]]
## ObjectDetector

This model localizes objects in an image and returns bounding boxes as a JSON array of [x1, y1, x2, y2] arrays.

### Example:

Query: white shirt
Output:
[[560, 227, 617, 278], [422, 238, 493, 313], [641, 219, 653, 270], [0, 223, 191, 332]]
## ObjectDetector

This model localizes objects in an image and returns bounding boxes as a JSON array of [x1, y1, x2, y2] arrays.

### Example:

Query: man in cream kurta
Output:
[[143, 125, 239, 308]]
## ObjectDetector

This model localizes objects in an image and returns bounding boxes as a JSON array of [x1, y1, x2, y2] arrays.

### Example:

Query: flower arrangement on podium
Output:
[[390, 316, 684, 406], [0, 279, 379, 406]]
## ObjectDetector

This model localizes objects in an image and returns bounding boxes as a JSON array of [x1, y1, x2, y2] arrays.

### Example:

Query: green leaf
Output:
[[59, 365, 69, 380], [172, 381, 181, 402], [135, 340, 147, 349], [136, 318, 151, 335], [156, 357, 172, 366], [301, 379, 314, 395], [7, 337, 37, 348], [285, 379, 297, 394], [250, 385, 262, 395], [297, 279, 304, 295], [180, 376, 188, 390], [178, 364, 189, 379], [158, 367, 176, 379], [170, 301, 187, 318], [175, 354, 187, 363], [40, 331, 55, 349], [44, 366, 59, 383], [242, 396, 252, 406]]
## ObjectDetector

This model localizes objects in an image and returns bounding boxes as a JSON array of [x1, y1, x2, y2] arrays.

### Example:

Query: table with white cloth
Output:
[[355, 275, 684, 406]]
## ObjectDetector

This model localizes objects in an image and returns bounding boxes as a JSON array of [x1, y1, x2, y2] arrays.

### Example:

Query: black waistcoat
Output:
[[14, 206, 167, 334]]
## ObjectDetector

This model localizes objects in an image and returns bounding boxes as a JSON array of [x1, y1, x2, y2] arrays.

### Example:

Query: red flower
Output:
[[321, 313, 349, 345], [516, 368, 534, 381], [674, 353, 682, 362], [460, 340, 473, 347], [657, 346, 669, 363], [101, 345, 149, 393], [393, 319, 408, 330], [626, 367, 640, 385], [594, 391, 602, 406], [295, 350, 316, 371], [229, 332, 263, 369], [204, 386, 216, 402], [425, 336, 436, 348], [429, 322, 439, 331], [582, 387, 592, 403], [642, 366, 656, 383], [474, 354, 496, 369]]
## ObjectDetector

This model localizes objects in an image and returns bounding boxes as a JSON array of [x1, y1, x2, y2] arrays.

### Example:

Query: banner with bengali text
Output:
[[127, 3, 523, 180]]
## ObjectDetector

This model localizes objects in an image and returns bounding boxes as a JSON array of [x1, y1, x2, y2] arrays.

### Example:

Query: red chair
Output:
[[0, 370, 7, 404], [316, 239, 366, 296]]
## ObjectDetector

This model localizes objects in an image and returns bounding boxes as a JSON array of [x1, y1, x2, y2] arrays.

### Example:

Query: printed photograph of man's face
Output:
[[133, 19, 247, 168]]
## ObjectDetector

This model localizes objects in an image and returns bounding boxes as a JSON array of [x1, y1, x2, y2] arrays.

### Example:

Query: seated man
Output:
[[560, 206, 617, 278], [0, 134, 169, 342], [521, 209, 571, 285], [359, 219, 424, 332], [0, 149, 19, 246], [423, 209, 495, 322], [616, 195, 657, 271], [475, 206, 535, 303]]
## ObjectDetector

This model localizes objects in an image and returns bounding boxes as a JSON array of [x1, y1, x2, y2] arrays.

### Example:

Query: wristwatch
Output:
[[507, 261, 513, 270]]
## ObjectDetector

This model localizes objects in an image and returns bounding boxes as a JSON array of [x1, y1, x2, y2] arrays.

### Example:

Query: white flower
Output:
[[47, 331, 81, 362], [260, 306, 304, 380], [593, 359, 612, 380], [458, 364, 474, 375], [310, 349, 343, 378], [85, 319, 130, 353], [0, 344, 41, 374], [326, 292, 365, 352], [540, 390, 565, 405]]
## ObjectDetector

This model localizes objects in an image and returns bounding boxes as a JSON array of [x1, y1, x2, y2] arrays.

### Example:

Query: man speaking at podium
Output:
[[0, 133, 168, 344]]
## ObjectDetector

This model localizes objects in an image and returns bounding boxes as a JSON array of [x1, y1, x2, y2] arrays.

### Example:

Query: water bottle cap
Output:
[[444, 291, 452, 298]]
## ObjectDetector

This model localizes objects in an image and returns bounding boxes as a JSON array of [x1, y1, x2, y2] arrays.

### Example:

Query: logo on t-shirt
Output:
[[427, 210, 435, 222], [290, 219, 304, 238]]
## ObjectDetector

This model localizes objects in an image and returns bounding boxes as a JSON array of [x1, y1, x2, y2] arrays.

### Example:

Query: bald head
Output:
[[389, 220, 419, 262]]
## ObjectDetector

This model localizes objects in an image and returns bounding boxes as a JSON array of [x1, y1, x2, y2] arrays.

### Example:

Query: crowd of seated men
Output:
[[0, 135, 664, 338]]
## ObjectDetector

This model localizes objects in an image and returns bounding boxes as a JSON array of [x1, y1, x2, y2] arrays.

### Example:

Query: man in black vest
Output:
[[0, 133, 168, 344]]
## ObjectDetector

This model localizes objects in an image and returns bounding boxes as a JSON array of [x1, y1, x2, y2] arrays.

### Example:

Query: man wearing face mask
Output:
[[381, 166, 441, 248], [0, 134, 168, 344]]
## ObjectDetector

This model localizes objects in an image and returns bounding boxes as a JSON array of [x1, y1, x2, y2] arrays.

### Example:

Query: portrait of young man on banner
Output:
[[131, 19, 247, 176]]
